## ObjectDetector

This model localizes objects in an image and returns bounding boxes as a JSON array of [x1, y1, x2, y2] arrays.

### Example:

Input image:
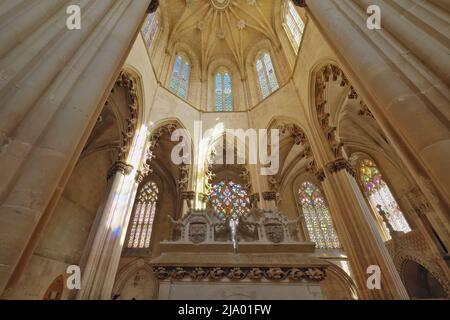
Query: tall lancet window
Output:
[[127, 181, 159, 249], [359, 159, 411, 238], [142, 12, 159, 49], [283, 1, 305, 51], [209, 180, 250, 220], [170, 55, 190, 99], [215, 71, 233, 111], [298, 182, 340, 249], [256, 52, 279, 99]]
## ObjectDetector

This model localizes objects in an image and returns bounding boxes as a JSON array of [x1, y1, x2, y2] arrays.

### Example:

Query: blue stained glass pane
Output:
[[170, 56, 182, 93], [223, 73, 233, 111], [146, 19, 158, 48], [178, 62, 190, 99], [263, 53, 279, 92], [215, 73, 223, 111], [256, 59, 270, 98], [142, 13, 156, 34]]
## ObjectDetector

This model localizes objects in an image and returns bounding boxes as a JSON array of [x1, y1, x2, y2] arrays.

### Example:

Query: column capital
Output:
[[326, 158, 356, 178], [107, 161, 133, 180]]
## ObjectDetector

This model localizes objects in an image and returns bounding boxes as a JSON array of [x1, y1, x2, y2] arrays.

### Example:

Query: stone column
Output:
[[303, 0, 450, 249], [322, 159, 409, 299], [76, 161, 137, 300], [0, 0, 153, 294], [77, 120, 151, 300]]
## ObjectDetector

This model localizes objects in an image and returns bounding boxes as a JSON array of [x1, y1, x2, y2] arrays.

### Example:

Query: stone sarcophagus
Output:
[[150, 209, 329, 300]]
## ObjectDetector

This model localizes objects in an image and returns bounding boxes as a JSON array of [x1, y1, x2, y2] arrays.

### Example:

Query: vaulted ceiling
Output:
[[161, 0, 281, 76]]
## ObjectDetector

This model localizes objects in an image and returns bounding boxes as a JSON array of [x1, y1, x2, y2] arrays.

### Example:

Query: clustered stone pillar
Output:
[[321, 159, 409, 299], [76, 161, 135, 300], [303, 0, 450, 248], [77, 109, 152, 300], [0, 0, 153, 295]]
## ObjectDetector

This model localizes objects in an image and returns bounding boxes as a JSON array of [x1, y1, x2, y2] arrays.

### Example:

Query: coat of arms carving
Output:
[[189, 222, 207, 244]]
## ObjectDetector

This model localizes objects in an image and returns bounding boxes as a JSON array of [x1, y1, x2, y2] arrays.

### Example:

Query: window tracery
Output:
[[208, 180, 250, 220], [298, 182, 340, 249], [359, 159, 411, 238], [127, 181, 159, 249], [142, 12, 159, 49], [283, 1, 305, 51], [170, 55, 190, 99], [215, 70, 233, 111], [256, 52, 279, 99]]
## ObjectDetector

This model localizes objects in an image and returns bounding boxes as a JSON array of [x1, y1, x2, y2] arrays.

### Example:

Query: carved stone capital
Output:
[[107, 161, 133, 180], [326, 158, 356, 177]]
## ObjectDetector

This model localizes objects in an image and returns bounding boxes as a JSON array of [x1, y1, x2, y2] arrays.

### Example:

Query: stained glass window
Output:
[[298, 182, 340, 249], [142, 12, 159, 49], [127, 181, 159, 249], [283, 1, 305, 51], [256, 52, 279, 99], [170, 55, 190, 99], [215, 71, 233, 111], [359, 159, 411, 238], [208, 180, 250, 220]]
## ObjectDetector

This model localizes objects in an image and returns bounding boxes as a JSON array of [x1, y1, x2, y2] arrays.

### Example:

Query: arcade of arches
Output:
[[0, 0, 449, 300]]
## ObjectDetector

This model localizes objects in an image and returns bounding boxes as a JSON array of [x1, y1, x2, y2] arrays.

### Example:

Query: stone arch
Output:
[[394, 250, 450, 299], [265, 117, 321, 193], [320, 263, 358, 300], [113, 259, 158, 300]]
